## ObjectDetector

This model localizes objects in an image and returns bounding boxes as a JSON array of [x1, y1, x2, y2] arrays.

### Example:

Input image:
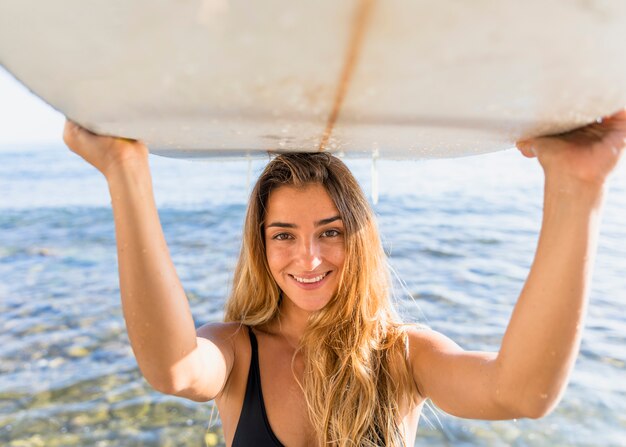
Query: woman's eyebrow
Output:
[[266, 215, 342, 229], [266, 221, 297, 229], [316, 215, 342, 227]]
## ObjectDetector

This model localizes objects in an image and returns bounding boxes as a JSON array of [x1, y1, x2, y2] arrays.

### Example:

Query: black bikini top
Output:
[[231, 326, 285, 446]]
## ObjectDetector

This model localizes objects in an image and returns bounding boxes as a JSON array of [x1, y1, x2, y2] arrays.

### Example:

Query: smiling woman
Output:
[[61, 111, 626, 446], [264, 185, 346, 312], [223, 154, 417, 445]]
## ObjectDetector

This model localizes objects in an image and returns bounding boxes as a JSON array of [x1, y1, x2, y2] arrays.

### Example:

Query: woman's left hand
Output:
[[516, 108, 626, 187]]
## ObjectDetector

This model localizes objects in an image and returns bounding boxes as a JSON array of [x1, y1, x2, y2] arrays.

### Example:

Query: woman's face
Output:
[[264, 183, 346, 313]]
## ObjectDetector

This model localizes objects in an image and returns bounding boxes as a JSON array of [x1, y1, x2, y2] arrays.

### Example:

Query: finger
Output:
[[602, 108, 626, 132], [515, 139, 537, 158], [605, 107, 626, 121], [63, 119, 81, 151], [63, 119, 105, 156]]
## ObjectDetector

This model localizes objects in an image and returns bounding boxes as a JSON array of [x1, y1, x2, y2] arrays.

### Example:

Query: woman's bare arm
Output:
[[409, 109, 626, 419], [63, 120, 234, 401]]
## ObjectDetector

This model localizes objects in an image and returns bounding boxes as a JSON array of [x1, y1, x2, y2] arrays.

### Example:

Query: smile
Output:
[[289, 272, 329, 284]]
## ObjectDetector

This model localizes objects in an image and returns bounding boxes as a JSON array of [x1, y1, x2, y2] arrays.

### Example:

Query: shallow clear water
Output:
[[1, 145, 625, 446]]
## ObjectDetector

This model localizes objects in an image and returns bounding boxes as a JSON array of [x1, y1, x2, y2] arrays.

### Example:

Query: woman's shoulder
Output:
[[196, 321, 252, 355], [401, 323, 462, 399], [403, 323, 461, 357], [403, 323, 465, 379], [197, 320, 248, 337]]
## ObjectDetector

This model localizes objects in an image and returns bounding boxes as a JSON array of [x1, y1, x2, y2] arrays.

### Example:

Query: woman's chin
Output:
[[282, 293, 332, 314]]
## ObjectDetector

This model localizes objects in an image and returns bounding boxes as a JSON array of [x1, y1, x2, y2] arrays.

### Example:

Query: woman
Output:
[[63, 109, 626, 446]]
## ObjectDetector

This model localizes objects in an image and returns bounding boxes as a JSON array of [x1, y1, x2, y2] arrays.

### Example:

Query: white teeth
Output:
[[292, 272, 328, 284]]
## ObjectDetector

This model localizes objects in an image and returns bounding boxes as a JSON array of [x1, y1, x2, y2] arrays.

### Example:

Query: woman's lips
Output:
[[288, 271, 331, 290]]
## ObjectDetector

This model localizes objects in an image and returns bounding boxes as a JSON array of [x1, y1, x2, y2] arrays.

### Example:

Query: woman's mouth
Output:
[[288, 271, 331, 289]]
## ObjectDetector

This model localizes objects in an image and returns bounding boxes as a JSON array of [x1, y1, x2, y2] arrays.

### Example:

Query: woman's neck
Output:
[[273, 298, 310, 348]]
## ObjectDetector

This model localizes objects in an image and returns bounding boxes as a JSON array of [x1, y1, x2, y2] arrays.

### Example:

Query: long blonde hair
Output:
[[225, 153, 417, 445]]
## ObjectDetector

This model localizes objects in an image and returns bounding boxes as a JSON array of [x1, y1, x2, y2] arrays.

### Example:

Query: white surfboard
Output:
[[1, 0, 626, 159]]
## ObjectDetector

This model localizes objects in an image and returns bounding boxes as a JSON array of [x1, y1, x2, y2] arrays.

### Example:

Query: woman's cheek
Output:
[[266, 244, 291, 270]]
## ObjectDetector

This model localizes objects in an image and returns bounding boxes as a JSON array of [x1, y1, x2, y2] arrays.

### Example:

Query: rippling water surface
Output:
[[1, 145, 625, 446]]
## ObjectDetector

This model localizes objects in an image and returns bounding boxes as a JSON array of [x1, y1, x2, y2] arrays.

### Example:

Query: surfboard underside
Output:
[[1, 0, 626, 159]]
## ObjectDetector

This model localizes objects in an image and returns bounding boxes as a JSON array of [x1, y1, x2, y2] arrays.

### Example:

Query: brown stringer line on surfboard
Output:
[[317, 0, 374, 152]]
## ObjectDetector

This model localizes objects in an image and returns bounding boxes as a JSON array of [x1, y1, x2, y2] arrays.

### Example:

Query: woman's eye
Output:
[[322, 229, 341, 238], [273, 233, 292, 241]]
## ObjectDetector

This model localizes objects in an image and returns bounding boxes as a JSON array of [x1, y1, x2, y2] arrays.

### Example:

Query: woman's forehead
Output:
[[265, 184, 340, 223]]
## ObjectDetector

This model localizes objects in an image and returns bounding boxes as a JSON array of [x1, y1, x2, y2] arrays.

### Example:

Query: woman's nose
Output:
[[297, 238, 322, 270]]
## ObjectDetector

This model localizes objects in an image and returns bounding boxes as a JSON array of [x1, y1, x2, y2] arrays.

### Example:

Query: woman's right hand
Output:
[[63, 119, 149, 179]]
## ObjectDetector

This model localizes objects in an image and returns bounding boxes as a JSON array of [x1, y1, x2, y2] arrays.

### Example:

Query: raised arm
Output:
[[409, 109, 626, 419], [63, 120, 234, 401]]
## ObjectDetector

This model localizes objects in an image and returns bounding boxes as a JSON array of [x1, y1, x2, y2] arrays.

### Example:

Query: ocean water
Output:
[[1, 144, 625, 447]]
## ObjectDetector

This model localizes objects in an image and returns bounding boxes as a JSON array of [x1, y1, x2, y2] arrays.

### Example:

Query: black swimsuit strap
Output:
[[231, 326, 284, 447]]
